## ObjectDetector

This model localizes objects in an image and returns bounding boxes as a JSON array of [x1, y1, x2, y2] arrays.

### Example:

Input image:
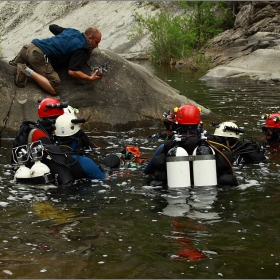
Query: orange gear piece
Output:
[[126, 146, 141, 157]]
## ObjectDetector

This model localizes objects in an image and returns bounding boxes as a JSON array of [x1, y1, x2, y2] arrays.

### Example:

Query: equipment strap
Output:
[[206, 140, 234, 175]]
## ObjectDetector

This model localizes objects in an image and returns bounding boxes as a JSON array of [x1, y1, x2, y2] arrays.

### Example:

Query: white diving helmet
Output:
[[55, 114, 82, 137], [214, 122, 242, 139], [63, 106, 79, 116]]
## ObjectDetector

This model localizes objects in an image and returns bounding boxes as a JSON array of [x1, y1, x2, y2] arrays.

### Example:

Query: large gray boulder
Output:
[[0, 49, 211, 138], [201, 48, 280, 84], [200, 2, 280, 83]]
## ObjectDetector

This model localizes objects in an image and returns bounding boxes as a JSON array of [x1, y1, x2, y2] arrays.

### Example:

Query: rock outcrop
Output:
[[201, 1, 280, 84], [0, 49, 210, 138], [0, 1, 211, 137], [0, 1, 154, 61]]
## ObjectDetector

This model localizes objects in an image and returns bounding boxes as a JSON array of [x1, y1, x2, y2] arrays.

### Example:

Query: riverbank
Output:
[[2, 1, 280, 84]]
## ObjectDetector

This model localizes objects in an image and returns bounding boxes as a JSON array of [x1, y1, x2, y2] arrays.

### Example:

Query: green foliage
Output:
[[178, 1, 229, 49], [186, 51, 213, 74], [128, 1, 230, 65], [129, 10, 195, 64]]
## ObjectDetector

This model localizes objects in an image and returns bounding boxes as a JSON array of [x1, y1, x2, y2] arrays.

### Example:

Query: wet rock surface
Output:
[[201, 1, 280, 83], [0, 49, 210, 137]]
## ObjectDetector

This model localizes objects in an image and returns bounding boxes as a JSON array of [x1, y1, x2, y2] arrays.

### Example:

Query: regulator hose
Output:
[[206, 140, 234, 175]]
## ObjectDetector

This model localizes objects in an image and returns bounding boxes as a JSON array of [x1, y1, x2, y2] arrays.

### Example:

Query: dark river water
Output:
[[1, 61, 280, 279]]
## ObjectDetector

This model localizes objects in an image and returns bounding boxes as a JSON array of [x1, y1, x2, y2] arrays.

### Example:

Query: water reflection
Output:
[[187, 186, 220, 222], [160, 189, 191, 217], [146, 186, 220, 223]]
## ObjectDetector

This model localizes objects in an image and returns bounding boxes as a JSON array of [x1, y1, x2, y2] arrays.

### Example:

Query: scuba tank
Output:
[[30, 142, 51, 177], [13, 145, 31, 180], [192, 137, 217, 187], [13, 142, 53, 184], [166, 144, 191, 188], [29, 141, 53, 184]]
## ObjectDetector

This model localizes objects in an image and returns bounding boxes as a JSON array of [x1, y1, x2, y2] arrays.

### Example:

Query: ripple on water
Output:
[[1, 76, 280, 278]]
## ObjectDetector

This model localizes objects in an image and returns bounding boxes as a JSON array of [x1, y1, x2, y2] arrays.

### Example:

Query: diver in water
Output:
[[38, 97, 110, 181], [148, 107, 179, 141], [11, 97, 106, 188], [144, 104, 202, 180], [143, 104, 238, 186], [11, 97, 77, 187], [208, 121, 266, 165], [54, 114, 105, 180], [261, 112, 280, 149]]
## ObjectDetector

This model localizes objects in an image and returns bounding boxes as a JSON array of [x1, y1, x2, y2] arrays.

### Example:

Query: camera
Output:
[[93, 64, 108, 76]]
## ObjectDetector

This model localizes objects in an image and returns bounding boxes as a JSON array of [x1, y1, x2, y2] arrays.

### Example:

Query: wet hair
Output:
[[85, 27, 100, 38]]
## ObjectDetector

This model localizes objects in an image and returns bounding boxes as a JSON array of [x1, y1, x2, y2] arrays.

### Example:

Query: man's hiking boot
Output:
[[9, 59, 17, 67], [9, 54, 20, 67], [15, 63, 28, 88]]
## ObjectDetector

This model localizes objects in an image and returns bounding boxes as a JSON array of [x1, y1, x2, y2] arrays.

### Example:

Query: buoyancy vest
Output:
[[55, 132, 105, 180], [32, 28, 86, 56], [232, 141, 266, 164]]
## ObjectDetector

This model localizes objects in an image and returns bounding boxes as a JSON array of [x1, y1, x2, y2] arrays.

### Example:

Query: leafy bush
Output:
[[129, 1, 231, 64], [178, 1, 229, 49]]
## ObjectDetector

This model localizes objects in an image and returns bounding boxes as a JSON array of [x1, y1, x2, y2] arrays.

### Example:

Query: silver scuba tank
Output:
[[30, 160, 51, 178], [29, 141, 51, 179], [14, 164, 32, 179], [13, 146, 31, 180], [166, 146, 191, 188], [192, 139, 217, 187]]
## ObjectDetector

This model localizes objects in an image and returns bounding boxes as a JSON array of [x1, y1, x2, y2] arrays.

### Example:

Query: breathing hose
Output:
[[206, 140, 234, 175]]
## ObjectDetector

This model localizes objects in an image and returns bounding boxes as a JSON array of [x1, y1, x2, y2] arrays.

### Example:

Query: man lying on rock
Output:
[[9, 24, 102, 95]]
